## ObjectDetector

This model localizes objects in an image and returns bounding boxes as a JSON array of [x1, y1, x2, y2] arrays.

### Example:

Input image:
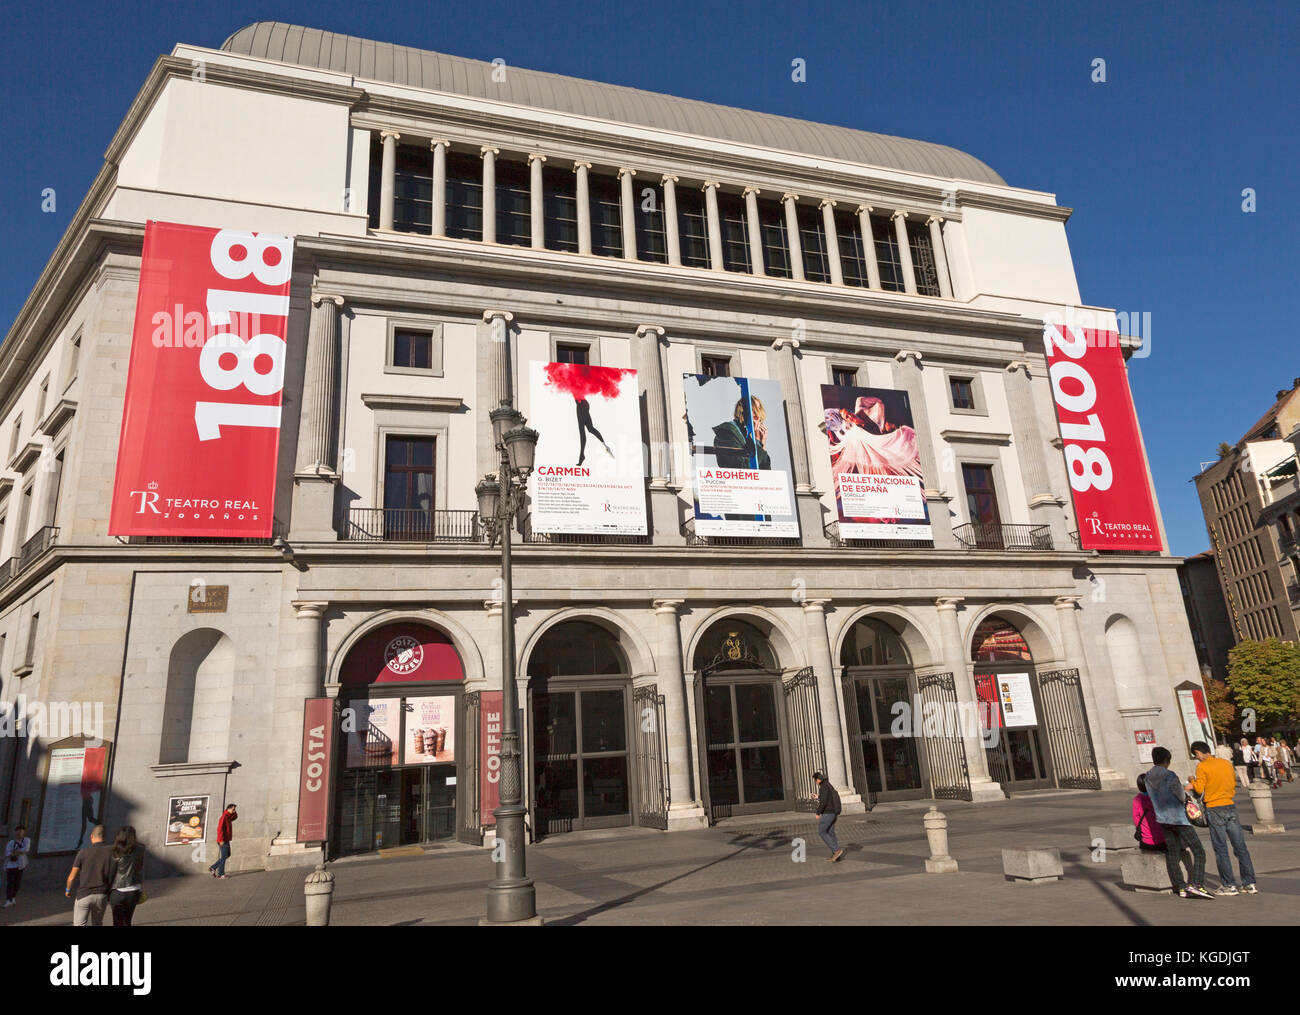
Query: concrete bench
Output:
[[1002, 847, 1063, 884], [1121, 850, 1178, 893], [1089, 823, 1138, 855]]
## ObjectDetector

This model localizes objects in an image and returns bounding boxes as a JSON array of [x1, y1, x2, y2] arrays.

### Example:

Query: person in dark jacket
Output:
[[109, 825, 145, 926], [812, 772, 844, 862]]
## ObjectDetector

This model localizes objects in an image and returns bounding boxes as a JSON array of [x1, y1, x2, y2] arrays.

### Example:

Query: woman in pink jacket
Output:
[[1133, 774, 1167, 852]]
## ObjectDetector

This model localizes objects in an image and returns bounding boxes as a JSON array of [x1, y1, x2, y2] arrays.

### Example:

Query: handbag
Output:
[[1185, 792, 1208, 827]]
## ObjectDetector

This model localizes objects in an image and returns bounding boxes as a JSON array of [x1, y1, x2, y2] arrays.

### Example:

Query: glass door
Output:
[[962, 463, 1003, 549], [848, 674, 925, 799], [532, 685, 631, 836], [704, 678, 787, 817], [976, 670, 1050, 789]]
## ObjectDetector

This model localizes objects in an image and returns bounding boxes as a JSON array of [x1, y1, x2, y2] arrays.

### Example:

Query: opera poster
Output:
[[527, 361, 648, 535], [819, 384, 931, 540], [683, 373, 798, 537]]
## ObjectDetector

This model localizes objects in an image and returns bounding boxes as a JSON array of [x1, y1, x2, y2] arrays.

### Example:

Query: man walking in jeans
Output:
[[1145, 747, 1213, 900], [1188, 741, 1258, 896], [812, 772, 844, 863], [208, 803, 237, 878]]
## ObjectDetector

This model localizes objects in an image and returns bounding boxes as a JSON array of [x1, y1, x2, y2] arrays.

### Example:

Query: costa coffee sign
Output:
[[296, 698, 334, 843], [109, 221, 295, 538], [480, 691, 503, 826], [1042, 325, 1162, 552]]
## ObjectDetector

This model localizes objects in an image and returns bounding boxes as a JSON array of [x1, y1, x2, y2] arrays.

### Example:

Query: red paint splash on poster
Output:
[[543, 362, 631, 400]]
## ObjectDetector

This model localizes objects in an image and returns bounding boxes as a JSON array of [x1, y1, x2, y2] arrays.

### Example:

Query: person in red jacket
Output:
[[208, 803, 237, 879]]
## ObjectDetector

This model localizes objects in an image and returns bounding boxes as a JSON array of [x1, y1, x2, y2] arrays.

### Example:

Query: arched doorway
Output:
[[971, 617, 1051, 789], [334, 622, 465, 855], [839, 617, 926, 804], [527, 621, 633, 837]]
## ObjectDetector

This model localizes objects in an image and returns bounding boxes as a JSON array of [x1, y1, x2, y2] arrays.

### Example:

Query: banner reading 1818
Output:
[[109, 221, 295, 538]]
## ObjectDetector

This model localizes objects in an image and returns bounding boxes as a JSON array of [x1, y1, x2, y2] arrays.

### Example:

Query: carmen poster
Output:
[[683, 374, 798, 538], [527, 362, 648, 536], [819, 384, 931, 540]]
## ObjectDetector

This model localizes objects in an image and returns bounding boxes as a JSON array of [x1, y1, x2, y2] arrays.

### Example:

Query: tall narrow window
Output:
[[872, 215, 905, 292], [906, 220, 942, 297], [798, 206, 829, 283], [950, 377, 976, 410], [543, 167, 579, 253], [44, 452, 63, 528], [717, 193, 751, 273], [962, 463, 1002, 547], [393, 144, 433, 234], [758, 200, 792, 279], [8, 416, 20, 460], [835, 210, 867, 288], [66, 331, 82, 388], [588, 174, 623, 257], [676, 188, 710, 268], [36, 377, 49, 425], [15, 483, 31, 547], [633, 179, 667, 262], [444, 152, 483, 241], [495, 159, 531, 247], [24, 613, 38, 668], [391, 329, 433, 370], [383, 437, 436, 540]]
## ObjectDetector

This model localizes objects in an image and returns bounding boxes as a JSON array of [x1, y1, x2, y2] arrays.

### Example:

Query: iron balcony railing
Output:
[[824, 520, 935, 550], [681, 518, 801, 548], [342, 508, 481, 543], [522, 529, 651, 545], [140, 519, 288, 546], [953, 522, 1053, 551], [17, 525, 58, 570], [0, 557, 17, 595]]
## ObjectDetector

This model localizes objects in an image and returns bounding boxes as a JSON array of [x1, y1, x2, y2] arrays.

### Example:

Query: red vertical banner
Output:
[[1042, 325, 1162, 551], [480, 691, 503, 826], [109, 220, 295, 538], [296, 698, 334, 843]]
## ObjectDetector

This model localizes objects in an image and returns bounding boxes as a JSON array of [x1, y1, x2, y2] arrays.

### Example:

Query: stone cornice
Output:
[[360, 393, 466, 413], [954, 188, 1072, 222]]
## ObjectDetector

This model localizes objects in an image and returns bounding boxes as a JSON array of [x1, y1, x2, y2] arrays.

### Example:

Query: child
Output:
[[1132, 774, 1166, 852]]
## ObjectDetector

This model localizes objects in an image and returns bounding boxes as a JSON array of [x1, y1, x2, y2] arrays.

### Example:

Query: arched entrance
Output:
[[334, 621, 465, 855], [971, 617, 1051, 789], [839, 617, 927, 804], [527, 621, 634, 837]]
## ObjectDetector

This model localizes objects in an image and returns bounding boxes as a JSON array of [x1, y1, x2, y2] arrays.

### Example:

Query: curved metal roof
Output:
[[220, 22, 1005, 185]]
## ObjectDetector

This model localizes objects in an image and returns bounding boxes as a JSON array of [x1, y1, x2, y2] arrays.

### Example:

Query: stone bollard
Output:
[[1247, 781, 1286, 835], [304, 863, 335, 926], [923, 806, 958, 873]]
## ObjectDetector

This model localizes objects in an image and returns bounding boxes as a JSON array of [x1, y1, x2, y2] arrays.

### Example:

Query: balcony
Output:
[[17, 525, 58, 570], [824, 521, 935, 550], [522, 529, 651, 546], [682, 518, 801, 548], [1287, 580, 1300, 608], [953, 522, 1053, 551], [341, 508, 481, 543], [141, 519, 287, 546]]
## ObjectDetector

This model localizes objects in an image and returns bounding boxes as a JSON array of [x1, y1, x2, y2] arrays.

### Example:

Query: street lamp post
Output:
[[477, 406, 539, 925]]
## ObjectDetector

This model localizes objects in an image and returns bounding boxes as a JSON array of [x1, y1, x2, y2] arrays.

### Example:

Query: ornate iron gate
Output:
[[634, 685, 669, 829], [1037, 667, 1101, 790], [783, 667, 827, 812], [916, 671, 973, 801], [458, 691, 484, 844]]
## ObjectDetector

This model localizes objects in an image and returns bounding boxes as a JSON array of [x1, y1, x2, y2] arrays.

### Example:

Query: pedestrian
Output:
[[1132, 774, 1166, 853], [1266, 737, 1282, 789], [1187, 740, 1258, 896], [1145, 747, 1213, 899], [1280, 739, 1295, 783], [208, 803, 237, 878], [812, 772, 844, 863], [1232, 740, 1250, 789], [65, 825, 115, 925], [4, 824, 30, 907], [109, 825, 145, 926], [1245, 738, 1259, 784]]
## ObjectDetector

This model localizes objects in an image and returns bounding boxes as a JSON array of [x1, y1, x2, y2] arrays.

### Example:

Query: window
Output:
[[701, 356, 731, 378], [543, 167, 579, 253], [962, 463, 1002, 531], [555, 343, 590, 366], [0, 503, 7, 558], [444, 152, 483, 240], [950, 377, 976, 410], [366, 140, 434, 234], [758, 199, 792, 279], [677, 188, 710, 268], [871, 215, 905, 292], [383, 437, 436, 539], [392, 329, 433, 370], [836, 211, 868, 287], [906, 220, 942, 297], [946, 371, 985, 415], [36, 377, 49, 425], [15, 484, 31, 546], [24, 613, 38, 668], [717, 193, 751, 273], [797, 205, 830, 283], [44, 452, 63, 528], [588, 174, 623, 257], [832, 366, 858, 388], [494, 159, 531, 247], [8, 416, 20, 460], [633, 180, 667, 262], [65, 331, 82, 389]]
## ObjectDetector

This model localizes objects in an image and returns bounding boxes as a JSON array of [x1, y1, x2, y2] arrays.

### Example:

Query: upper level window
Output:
[[588, 174, 623, 257], [758, 199, 792, 279], [907, 220, 942, 297], [555, 343, 590, 366], [835, 211, 868, 288], [832, 366, 858, 388], [8, 416, 20, 460], [701, 355, 731, 378], [871, 215, 905, 292], [634, 179, 667, 263], [35, 377, 49, 426], [495, 160, 531, 247], [543, 167, 579, 253], [677, 188, 710, 268], [367, 140, 432, 234], [717, 193, 751, 273], [797, 205, 830, 283], [445, 152, 483, 241], [384, 437, 436, 539], [950, 377, 976, 410], [392, 329, 433, 370], [64, 331, 81, 389]]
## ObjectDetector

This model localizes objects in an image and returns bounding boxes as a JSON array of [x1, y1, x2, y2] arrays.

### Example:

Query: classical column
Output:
[[480, 146, 499, 244], [654, 600, 708, 829], [430, 140, 449, 237], [935, 597, 1002, 799], [484, 309, 515, 409], [637, 324, 681, 542], [927, 215, 953, 298], [616, 167, 638, 259], [291, 601, 328, 696], [892, 350, 955, 548], [528, 153, 546, 249], [1054, 596, 1121, 781], [819, 199, 843, 285], [702, 181, 724, 271], [892, 210, 917, 294], [743, 186, 765, 275], [661, 174, 681, 266], [377, 130, 400, 231], [295, 295, 343, 476], [802, 600, 861, 808], [772, 335, 826, 546], [856, 205, 882, 290], [1005, 361, 1069, 547], [573, 162, 592, 255], [782, 193, 805, 281]]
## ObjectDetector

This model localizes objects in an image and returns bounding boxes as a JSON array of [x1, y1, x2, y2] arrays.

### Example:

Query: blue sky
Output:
[[1, 0, 1295, 556]]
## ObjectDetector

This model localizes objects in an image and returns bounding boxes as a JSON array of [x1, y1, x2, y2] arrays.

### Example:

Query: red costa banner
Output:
[[109, 221, 294, 537], [296, 698, 334, 843], [480, 691, 503, 826], [1042, 325, 1162, 552]]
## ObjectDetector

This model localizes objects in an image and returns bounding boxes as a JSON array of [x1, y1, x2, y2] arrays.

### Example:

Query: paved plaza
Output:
[[8, 786, 1300, 927]]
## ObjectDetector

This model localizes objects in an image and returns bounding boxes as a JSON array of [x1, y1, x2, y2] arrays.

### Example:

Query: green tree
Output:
[[1205, 677, 1237, 737], [1227, 638, 1300, 727]]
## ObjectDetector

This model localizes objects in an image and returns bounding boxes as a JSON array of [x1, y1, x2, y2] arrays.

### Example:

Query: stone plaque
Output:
[[187, 584, 229, 613]]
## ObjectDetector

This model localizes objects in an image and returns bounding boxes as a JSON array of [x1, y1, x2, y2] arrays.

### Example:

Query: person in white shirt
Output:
[[4, 825, 31, 907]]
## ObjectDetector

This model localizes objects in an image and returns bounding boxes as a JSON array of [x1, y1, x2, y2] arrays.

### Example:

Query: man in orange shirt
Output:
[[1187, 742, 1257, 896]]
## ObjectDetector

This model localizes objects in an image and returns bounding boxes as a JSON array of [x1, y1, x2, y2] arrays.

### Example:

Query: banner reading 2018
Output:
[[1043, 324, 1161, 551], [109, 221, 294, 538]]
